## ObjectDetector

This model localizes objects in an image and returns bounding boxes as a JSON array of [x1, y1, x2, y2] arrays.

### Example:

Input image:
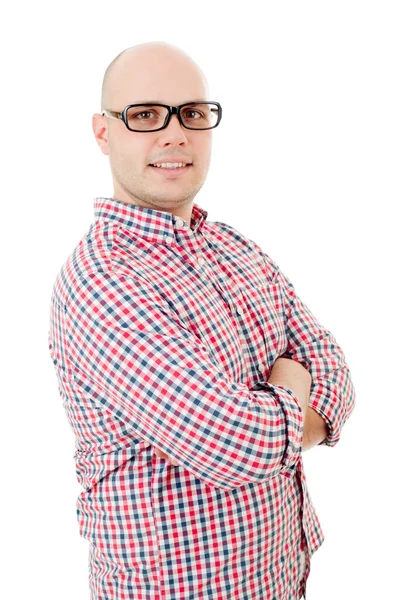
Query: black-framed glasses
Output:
[[101, 101, 222, 132]]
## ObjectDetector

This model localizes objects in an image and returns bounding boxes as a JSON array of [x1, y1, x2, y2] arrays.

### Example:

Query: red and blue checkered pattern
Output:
[[48, 197, 355, 599]]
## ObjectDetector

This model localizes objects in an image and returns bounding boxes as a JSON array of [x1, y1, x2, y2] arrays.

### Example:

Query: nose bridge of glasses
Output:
[[165, 106, 185, 129]]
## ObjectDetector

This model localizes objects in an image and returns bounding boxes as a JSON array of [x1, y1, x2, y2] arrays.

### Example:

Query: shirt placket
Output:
[[180, 229, 251, 383]]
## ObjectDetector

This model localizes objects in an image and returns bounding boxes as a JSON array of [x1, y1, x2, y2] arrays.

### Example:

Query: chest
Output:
[[113, 233, 288, 386]]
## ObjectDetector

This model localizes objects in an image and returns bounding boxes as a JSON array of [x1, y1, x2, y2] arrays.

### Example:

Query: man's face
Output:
[[93, 51, 213, 213]]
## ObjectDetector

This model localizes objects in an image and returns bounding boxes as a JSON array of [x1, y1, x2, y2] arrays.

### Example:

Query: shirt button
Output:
[[175, 218, 185, 228], [236, 307, 243, 316], [257, 364, 264, 372], [197, 257, 205, 266], [164, 235, 174, 244]]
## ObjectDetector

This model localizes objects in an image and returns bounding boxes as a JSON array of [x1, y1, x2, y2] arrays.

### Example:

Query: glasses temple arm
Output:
[[101, 109, 123, 121]]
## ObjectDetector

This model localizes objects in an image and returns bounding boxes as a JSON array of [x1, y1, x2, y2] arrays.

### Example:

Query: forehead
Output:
[[109, 54, 208, 107]]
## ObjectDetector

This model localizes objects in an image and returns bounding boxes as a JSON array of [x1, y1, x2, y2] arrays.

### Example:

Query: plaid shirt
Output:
[[48, 196, 355, 599]]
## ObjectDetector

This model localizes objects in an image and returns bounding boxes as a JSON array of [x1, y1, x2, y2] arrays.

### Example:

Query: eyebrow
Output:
[[135, 99, 208, 104]]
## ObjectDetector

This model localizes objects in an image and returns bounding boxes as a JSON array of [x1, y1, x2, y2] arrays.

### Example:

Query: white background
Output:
[[1, 1, 399, 598]]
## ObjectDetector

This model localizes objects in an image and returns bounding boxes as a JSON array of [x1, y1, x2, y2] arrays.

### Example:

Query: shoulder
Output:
[[50, 219, 119, 304], [204, 219, 279, 281], [205, 219, 255, 252]]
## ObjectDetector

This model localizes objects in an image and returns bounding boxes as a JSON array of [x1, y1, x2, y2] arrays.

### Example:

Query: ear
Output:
[[92, 113, 110, 156]]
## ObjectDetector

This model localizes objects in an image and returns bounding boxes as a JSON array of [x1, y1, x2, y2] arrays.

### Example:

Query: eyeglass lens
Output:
[[126, 103, 219, 131]]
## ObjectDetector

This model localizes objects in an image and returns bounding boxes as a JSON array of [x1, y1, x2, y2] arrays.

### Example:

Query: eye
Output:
[[135, 111, 156, 120], [182, 109, 203, 120]]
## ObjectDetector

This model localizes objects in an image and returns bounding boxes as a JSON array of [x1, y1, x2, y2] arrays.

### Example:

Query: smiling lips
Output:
[[149, 156, 193, 169], [149, 163, 192, 177], [151, 162, 191, 168]]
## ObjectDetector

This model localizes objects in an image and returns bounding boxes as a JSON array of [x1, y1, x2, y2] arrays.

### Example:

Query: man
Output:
[[48, 41, 355, 599]]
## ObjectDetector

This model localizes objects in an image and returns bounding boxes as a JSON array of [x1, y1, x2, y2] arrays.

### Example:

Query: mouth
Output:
[[148, 163, 193, 177]]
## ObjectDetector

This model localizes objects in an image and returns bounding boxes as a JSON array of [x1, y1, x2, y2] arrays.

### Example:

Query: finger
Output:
[[154, 447, 166, 458], [154, 448, 179, 465]]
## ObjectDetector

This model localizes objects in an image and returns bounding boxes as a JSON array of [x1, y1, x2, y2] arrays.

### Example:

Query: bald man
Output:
[[48, 41, 355, 600]]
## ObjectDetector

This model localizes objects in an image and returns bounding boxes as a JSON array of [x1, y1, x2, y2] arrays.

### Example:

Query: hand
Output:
[[153, 447, 179, 466], [268, 358, 330, 451]]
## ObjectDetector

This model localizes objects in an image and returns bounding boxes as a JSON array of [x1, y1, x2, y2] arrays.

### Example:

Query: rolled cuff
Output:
[[259, 382, 305, 469]]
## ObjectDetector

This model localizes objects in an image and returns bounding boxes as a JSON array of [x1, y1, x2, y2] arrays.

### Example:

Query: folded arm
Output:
[[262, 254, 356, 448], [266, 356, 329, 451], [67, 270, 306, 490]]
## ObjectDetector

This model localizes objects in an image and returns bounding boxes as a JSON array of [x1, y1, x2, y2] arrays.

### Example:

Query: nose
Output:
[[166, 112, 185, 130], [159, 112, 189, 143]]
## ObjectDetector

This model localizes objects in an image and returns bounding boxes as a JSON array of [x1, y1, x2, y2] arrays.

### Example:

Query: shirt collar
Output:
[[93, 197, 208, 244]]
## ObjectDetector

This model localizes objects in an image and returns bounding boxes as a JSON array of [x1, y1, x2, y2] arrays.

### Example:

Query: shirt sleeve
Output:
[[263, 257, 356, 448], [65, 269, 305, 490]]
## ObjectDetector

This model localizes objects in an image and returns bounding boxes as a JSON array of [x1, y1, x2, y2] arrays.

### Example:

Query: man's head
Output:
[[92, 42, 216, 216]]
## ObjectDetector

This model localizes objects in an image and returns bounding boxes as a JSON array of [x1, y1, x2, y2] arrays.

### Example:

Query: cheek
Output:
[[111, 133, 151, 167], [194, 136, 212, 167]]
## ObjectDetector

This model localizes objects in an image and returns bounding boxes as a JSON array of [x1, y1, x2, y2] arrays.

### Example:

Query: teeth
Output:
[[152, 162, 189, 168]]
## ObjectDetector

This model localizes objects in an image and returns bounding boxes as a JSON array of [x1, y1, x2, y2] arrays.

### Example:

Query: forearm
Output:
[[154, 404, 329, 462], [302, 406, 329, 451], [154, 362, 328, 463]]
